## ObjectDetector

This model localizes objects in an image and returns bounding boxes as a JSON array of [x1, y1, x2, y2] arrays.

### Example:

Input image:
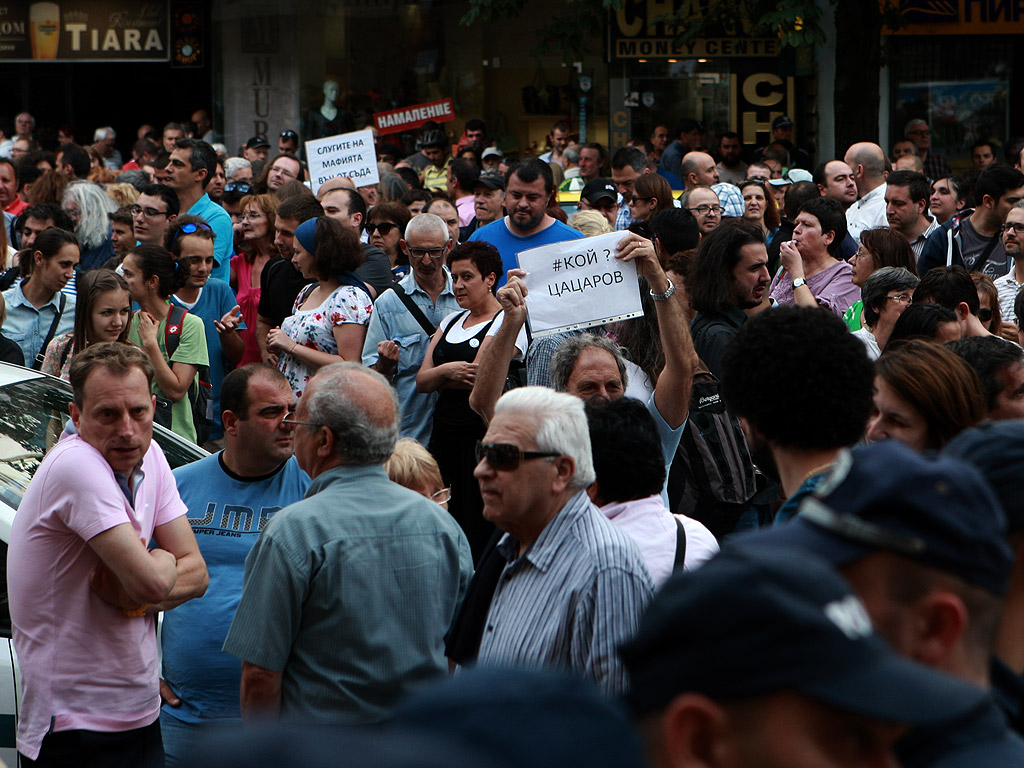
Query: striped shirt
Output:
[[477, 490, 653, 695]]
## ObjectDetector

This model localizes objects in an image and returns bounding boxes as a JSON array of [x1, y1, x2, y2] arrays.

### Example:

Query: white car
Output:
[[0, 364, 206, 766]]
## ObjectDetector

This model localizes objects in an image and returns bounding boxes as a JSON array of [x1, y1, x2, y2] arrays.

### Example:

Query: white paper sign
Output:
[[518, 231, 642, 337], [305, 129, 379, 193]]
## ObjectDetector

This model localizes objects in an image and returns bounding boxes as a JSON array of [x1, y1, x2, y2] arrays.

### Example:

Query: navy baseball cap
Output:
[[747, 441, 1013, 595], [944, 420, 1024, 533], [621, 543, 987, 723], [773, 115, 794, 129], [581, 178, 617, 205], [245, 135, 270, 150]]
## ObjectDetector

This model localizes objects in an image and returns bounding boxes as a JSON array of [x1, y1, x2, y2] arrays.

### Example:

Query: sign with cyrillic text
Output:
[[305, 129, 379, 193], [373, 99, 455, 135], [518, 231, 642, 337]]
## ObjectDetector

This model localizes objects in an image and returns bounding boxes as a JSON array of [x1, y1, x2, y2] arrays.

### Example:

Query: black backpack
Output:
[[667, 371, 758, 539], [164, 304, 214, 444]]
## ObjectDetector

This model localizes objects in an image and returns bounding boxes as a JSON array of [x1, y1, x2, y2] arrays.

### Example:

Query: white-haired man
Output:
[[472, 387, 653, 695], [362, 213, 460, 444]]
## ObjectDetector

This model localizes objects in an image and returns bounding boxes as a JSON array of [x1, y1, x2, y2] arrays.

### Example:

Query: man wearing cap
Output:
[[362, 213, 460, 445], [481, 147, 503, 174], [720, 307, 875, 523], [620, 542, 989, 768], [945, 421, 1024, 736], [746, 439, 1024, 766], [886, 170, 940, 258], [468, 158, 584, 284], [752, 116, 812, 171], [460, 171, 505, 241], [576, 178, 619, 230], [243, 136, 270, 175], [767, 168, 813, 209], [844, 142, 889, 242]]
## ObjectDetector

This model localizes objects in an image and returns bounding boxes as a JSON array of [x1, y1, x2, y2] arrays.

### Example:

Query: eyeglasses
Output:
[[474, 440, 561, 471], [366, 222, 399, 236], [281, 415, 321, 429], [129, 205, 170, 218], [280, 131, 298, 141], [853, 248, 873, 260], [630, 196, 653, 204], [223, 181, 253, 195], [431, 487, 452, 504], [688, 204, 722, 215], [172, 222, 212, 244], [886, 294, 913, 305], [407, 246, 446, 260], [1002, 222, 1024, 235], [241, 211, 264, 221]]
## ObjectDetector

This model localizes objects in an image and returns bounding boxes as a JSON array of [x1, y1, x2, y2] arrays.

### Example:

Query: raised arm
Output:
[[469, 270, 528, 424], [616, 235, 697, 429]]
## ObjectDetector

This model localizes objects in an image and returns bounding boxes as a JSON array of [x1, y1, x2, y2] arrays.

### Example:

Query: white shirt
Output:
[[846, 183, 888, 242], [909, 216, 941, 259], [995, 269, 1023, 322], [852, 327, 881, 360], [601, 495, 719, 587]]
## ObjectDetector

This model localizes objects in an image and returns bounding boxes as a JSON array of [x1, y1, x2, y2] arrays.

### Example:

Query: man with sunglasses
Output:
[[278, 130, 299, 156], [576, 178, 619, 230], [224, 363, 472, 722], [471, 387, 652, 695], [362, 213, 460, 445], [746, 440, 1024, 767]]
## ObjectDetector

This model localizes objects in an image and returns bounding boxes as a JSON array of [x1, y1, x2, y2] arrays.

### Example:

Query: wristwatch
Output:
[[792, 277, 807, 289]]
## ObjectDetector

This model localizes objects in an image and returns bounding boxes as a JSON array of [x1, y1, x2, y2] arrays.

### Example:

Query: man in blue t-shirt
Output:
[[159, 364, 310, 765], [468, 158, 584, 285]]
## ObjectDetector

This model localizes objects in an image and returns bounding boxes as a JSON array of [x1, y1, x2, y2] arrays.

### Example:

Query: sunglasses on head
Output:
[[280, 131, 298, 141], [474, 440, 561, 471], [172, 222, 212, 244], [223, 181, 253, 194], [365, 222, 399, 236]]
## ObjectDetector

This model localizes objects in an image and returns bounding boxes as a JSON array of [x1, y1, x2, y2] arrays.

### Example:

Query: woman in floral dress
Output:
[[267, 216, 372, 398]]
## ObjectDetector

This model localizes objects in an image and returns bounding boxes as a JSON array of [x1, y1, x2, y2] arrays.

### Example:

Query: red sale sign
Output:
[[373, 99, 455, 135]]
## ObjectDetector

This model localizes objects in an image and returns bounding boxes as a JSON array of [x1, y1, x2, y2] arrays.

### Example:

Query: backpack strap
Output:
[[391, 283, 436, 337], [673, 516, 687, 571], [33, 292, 67, 370], [164, 303, 187, 358]]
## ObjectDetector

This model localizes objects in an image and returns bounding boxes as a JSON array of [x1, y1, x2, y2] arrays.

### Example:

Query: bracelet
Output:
[[122, 603, 149, 617], [291, 341, 298, 353], [650, 281, 676, 302]]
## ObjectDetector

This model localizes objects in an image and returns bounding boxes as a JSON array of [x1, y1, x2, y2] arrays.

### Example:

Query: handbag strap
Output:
[[33, 292, 66, 369], [392, 283, 436, 337], [673, 516, 687, 571]]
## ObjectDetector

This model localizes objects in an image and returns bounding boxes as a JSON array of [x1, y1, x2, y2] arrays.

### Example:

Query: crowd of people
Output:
[[4, 105, 1024, 768]]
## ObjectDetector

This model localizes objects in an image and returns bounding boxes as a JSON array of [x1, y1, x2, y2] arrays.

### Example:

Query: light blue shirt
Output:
[[713, 182, 745, 218], [188, 193, 233, 285], [361, 270, 461, 445], [2, 282, 75, 365]]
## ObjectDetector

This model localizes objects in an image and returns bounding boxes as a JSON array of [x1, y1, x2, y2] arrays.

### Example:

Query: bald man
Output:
[[843, 142, 888, 242]]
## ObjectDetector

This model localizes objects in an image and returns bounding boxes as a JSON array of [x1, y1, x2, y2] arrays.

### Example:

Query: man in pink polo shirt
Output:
[[8, 343, 208, 766]]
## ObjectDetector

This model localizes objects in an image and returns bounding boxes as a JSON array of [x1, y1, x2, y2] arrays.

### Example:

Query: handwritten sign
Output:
[[518, 231, 642, 337], [374, 98, 455, 135], [305, 129, 379, 193]]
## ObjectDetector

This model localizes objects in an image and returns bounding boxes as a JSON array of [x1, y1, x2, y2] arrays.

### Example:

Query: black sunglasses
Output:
[[223, 181, 253, 194], [365, 222, 399, 236], [280, 131, 298, 141], [474, 440, 561, 471]]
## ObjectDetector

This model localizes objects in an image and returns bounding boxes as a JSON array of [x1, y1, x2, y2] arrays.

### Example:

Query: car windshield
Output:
[[0, 377, 203, 511]]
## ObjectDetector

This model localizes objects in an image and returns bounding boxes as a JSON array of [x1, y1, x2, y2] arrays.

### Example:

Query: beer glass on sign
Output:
[[30, 2, 60, 60]]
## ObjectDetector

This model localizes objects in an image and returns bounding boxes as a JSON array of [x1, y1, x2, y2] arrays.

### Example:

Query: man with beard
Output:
[[468, 158, 583, 283], [720, 306, 875, 524], [996, 203, 1024, 320], [688, 220, 770, 378], [715, 132, 747, 185], [362, 213, 460, 445]]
